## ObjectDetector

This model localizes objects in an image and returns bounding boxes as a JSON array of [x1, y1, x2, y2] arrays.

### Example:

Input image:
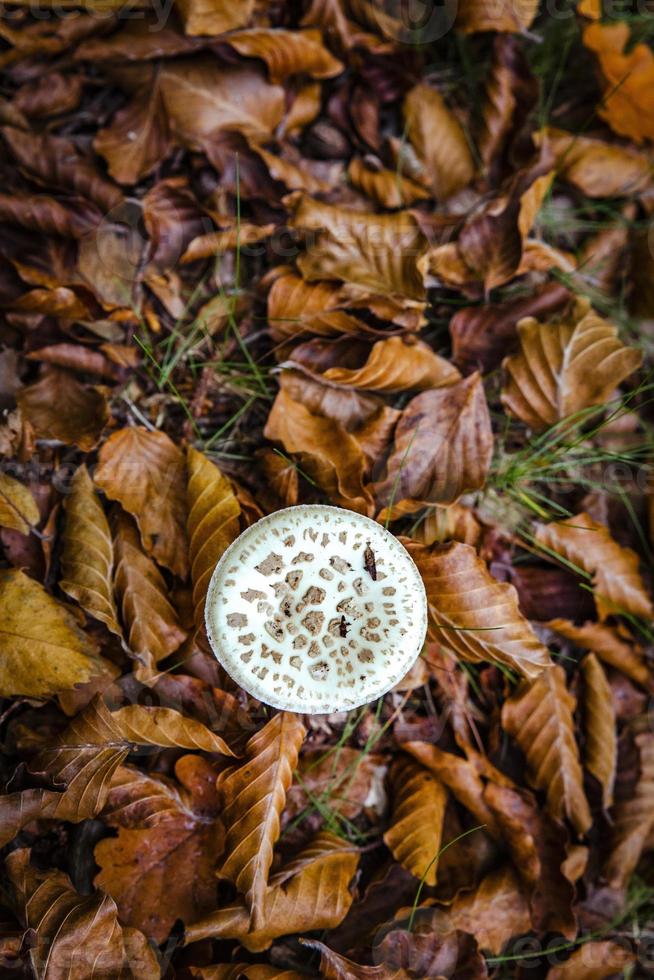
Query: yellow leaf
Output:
[[404, 83, 474, 200], [383, 756, 447, 885], [0, 471, 39, 534]]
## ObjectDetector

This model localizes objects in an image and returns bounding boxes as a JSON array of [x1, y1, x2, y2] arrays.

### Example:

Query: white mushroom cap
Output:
[[205, 504, 428, 714]]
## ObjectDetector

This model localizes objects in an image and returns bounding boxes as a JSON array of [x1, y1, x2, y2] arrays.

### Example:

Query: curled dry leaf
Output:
[[439, 864, 531, 956], [581, 654, 616, 809], [534, 512, 653, 621], [289, 195, 427, 300], [264, 389, 374, 513], [455, 0, 539, 33], [95, 758, 226, 942], [60, 464, 121, 636], [189, 967, 305, 979], [0, 567, 103, 698], [383, 756, 447, 885], [17, 368, 109, 451], [410, 542, 553, 679], [373, 373, 493, 507], [219, 711, 306, 929], [320, 336, 461, 393], [6, 849, 159, 980], [583, 20, 654, 144], [411, 505, 481, 548], [501, 665, 592, 834], [187, 447, 241, 630], [113, 511, 186, 679], [547, 618, 651, 689], [185, 832, 359, 951], [545, 940, 635, 979], [348, 157, 430, 209], [175, 0, 253, 36], [537, 127, 653, 197], [0, 471, 39, 533], [0, 190, 101, 238], [95, 426, 188, 577], [604, 733, 654, 889], [267, 273, 371, 342], [278, 368, 383, 430], [501, 305, 642, 431], [404, 82, 475, 200], [222, 29, 343, 84]]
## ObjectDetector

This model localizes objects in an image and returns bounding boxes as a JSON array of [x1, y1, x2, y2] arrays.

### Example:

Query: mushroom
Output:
[[205, 504, 427, 713]]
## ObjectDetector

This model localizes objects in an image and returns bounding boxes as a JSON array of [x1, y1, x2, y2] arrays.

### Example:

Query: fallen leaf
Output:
[[545, 940, 635, 979], [267, 273, 371, 341], [534, 512, 653, 621], [583, 20, 654, 144], [501, 665, 592, 834], [222, 28, 343, 84], [12, 70, 83, 118], [60, 465, 121, 636], [113, 511, 186, 679], [0, 190, 101, 238], [383, 755, 447, 885], [443, 864, 531, 955], [410, 542, 553, 679], [373, 373, 493, 507], [604, 733, 654, 888], [285, 746, 381, 827], [582, 654, 617, 809], [95, 426, 189, 577], [320, 336, 461, 393], [17, 368, 108, 450], [219, 711, 306, 929], [0, 471, 39, 533], [404, 82, 475, 200], [455, 0, 539, 33], [501, 304, 642, 431], [175, 0, 253, 36], [537, 126, 653, 197], [6, 849, 159, 979], [348, 157, 430, 208], [547, 619, 651, 688]]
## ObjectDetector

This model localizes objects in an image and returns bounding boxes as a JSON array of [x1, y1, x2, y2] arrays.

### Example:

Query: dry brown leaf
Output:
[[373, 373, 493, 507], [537, 126, 653, 197], [440, 864, 531, 955], [182, 222, 275, 263], [321, 336, 461, 393], [187, 446, 241, 630], [6, 849, 159, 980], [60, 464, 121, 636], [175, 0, 253, 36], [264, 389, 374, 513], [455, 0, 539, 33], [185, 831, 358, 950], [583, 21, 654, 144], [219, 711, 306, 929], [383, 756, 447, 885], [547, 618, 651, 688], [223, 28, 343, 84], [535, 512, 653, 621], [545, 941, 635, 979], [94, 72, 171, 185], [17, 367, 108, 451], [113, 511, 186, 679], [411, 505, 481, 548], [285, 747, 381, 826], [581, 654, 616, 809], [404, 82, 475, 200], [501, 305, 643, 431], [95, 758, 225, 942], [95, 426, 188, 577], [0, 567, 104, 697], [289, 194, 427, 300], [348, 157, 430, 208], [501, 665, 592, 834], [410, 542, 553, 679], [267, 273, 371, 341], [278, 368, 383, 430], [0, 471, 39, 533], [604, 733, 654, 888], [190, 967, 305, 980]]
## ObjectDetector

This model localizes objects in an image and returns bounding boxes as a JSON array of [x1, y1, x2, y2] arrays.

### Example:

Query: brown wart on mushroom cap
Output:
[[205, 505, 428, 713]]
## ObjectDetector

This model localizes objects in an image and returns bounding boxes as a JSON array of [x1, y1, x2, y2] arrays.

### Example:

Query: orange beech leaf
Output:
[[455, 0, 539, 33], [534, 512, 653, 621], [94, 72, 171, 185], [441, 864, 531, 955], [113, 511, 186, 679], [17, 368, 108, 451], [348, 157, 430, 208], [0, 471, 39, 534], [320, 336, 461, 393], [264, 389, 374, 513], [5, 849, 159, 980], [581, 654, 617, 810], [175, 0, 253, 36], [186, 832, 358, 950], [189, 967, 306, 979], [373, 373, 492, 507], [26, 343, 121, 380], [0, 567, 105, 698], [547, 619, 651, 689], [219, 711, 306, 929], [289, 195, 427, 300], [383, 756, 447, 885], [545, 941, 635, 979], [267, 273, 371, 341], [411, 505, 481, 548], [484, 783, 576, 937], [187, 447, 241, 630], [278, 368, 383, 430], [222, 29, 343, 84], [95, 426, 189, 577], [536, 127, 653, 197], [297, 937, 423, 979], [501, 665, 592, 834], [60, 465, 121, 636], [404, 82, 475, 200], [478, 34, 537, 182], [583, 21, 654, 144], [409, 543, 553, 679], [95, 757, 226, 942], [182, 222, 276, 263], [501, 304, 642, 431], [604, 733, 654, 889]]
